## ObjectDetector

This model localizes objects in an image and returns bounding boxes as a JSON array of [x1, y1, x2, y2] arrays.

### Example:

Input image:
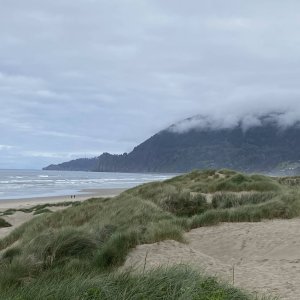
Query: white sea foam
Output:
[[0, 170, 174, 200]]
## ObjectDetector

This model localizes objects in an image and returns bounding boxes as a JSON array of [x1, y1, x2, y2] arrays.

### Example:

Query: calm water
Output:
[[0, 170, 175, 200]]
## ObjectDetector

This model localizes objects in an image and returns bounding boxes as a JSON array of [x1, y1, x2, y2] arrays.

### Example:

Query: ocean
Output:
[[0, 170, 175, 200]]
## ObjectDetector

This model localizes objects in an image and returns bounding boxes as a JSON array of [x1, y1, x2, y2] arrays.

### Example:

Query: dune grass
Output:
[[0, 201, 79, 216], [0, 169, 297, 299], [0, 217, 11, 228], [211, 192, 277, 209], [0, 266, 256, 300], [33, 208, 52, 215]]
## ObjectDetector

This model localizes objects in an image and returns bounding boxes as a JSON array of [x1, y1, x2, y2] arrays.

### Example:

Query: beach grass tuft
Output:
[[33, 208, 52, 215], [0, 218, 11, 228], [0, 265, 259, 300]]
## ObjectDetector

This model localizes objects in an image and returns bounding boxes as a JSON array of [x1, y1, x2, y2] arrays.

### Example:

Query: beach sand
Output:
[[123, 219, 300, 300], [0, 188, 126, 239], [0, 188, 126, 210]]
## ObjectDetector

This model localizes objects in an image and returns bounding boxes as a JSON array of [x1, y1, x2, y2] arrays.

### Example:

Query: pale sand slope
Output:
[[0, 211, 34, 239], [0, 206, 69, 240], [123, 219, 300, 300]]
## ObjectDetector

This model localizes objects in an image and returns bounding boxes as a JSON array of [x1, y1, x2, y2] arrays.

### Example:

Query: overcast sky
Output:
[[1, 0, 300, 169]]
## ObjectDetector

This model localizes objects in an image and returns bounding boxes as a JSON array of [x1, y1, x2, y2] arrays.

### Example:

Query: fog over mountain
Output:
[[44, 113, 300, 175], [2, 1, 300, 168], [169, 112, 300, 133]]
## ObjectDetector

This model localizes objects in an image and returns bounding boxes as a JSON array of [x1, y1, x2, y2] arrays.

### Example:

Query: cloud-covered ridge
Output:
[[168, 111, 300, 133]]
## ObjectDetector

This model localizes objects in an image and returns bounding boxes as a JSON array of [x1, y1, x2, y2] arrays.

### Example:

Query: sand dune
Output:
[[0, 188, 125, 240], [123, 219, 300, 300], [0, 206, 69, 239], [0, 211, 34, 240]]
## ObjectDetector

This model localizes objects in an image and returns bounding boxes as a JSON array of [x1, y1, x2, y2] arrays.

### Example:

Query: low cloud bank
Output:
[[168, 111, 300, 133]]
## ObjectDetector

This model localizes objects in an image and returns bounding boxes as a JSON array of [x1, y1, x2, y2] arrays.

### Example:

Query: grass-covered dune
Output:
[[1, 169, 298, 299], [0, 201, 79, 217]]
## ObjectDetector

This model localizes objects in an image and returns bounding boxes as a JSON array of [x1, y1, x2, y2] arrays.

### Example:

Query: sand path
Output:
[[123, 219, 300, 300]]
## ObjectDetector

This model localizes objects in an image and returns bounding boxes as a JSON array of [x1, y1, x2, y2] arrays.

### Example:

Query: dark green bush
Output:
[[163, 191, 208, 216], [0, 218, 11, 228], [33, 208, 52, 215], [1, 209, 16, 216]]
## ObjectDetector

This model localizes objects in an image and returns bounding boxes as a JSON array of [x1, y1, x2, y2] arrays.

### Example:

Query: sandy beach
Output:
[[123, 219, 300, 300], [0, 188, 126, 210]]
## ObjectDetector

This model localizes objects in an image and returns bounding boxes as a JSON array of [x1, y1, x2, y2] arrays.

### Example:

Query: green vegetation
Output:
[[1, 169, 296, 299], [162, 170, 280, 193], [33, 208, 52, 215], [0, 201, 79, 217], [0, 266, 254, 300], [2, 247, 21, 262], [0, 218, 11, 228], [211, 192, 276, 209]]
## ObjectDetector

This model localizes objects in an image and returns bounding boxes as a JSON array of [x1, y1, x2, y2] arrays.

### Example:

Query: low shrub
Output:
[[1, 209, 16, 216], [163, 190, 208, 216], [33, 208, 52, 215], [0, 218, 11, 228]]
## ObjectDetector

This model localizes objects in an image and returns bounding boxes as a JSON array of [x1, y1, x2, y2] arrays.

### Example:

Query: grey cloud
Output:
[[1, 0, 300, 168], [0, 145, 14, 151]]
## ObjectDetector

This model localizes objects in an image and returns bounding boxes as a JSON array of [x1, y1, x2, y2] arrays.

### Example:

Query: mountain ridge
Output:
[[43, 115, 300, 174]]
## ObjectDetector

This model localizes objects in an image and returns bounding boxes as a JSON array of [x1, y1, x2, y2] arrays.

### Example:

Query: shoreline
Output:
[[0, 188, 126, 210]]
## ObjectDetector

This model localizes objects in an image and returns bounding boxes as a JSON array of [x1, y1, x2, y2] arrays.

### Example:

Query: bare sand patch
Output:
[[123, 219, 300, 300], [0, 211, 34, 239], [0, 208, 70, 240]]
